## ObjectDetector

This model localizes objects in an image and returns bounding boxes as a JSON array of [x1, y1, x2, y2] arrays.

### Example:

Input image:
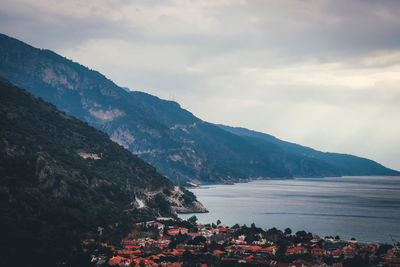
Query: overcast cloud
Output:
[[1, 0, 400, 170]]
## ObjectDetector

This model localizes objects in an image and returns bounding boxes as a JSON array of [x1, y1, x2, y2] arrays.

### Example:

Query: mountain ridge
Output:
[[216, 124, 400, 177], [0, 32, 398, 185]]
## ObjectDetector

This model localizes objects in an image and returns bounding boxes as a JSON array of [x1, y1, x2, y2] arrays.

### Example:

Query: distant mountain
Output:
[[0, 33, 397, 185], [217, 124, 400, 177], [0, 33, 290, 184], [0, 79, 205, 266]]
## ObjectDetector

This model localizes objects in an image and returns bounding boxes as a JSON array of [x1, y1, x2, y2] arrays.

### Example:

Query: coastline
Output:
[[180, 176, 400, 244]]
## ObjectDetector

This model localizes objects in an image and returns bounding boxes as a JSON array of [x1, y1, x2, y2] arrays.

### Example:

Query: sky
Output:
[[1, 0, 400, 170]]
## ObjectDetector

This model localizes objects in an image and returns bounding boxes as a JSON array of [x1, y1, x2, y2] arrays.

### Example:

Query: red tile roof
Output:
[[331, 249, 343, 256], [109, 256, 129, 265], [261, 246, 277, 252], [286, 247, 307, 254], [118, 250, 142, 256], [124, 245, 141, 249], [187, 233, 201, 236], [243, 245, 262, 251]]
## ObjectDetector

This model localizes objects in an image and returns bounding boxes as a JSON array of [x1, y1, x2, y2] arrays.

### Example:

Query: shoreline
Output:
[[186, 175, 400, 189], [180, 176, 400, 244]]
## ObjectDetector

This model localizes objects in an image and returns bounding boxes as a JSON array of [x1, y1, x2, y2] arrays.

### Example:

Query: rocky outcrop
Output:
[[174, 200, 208, 214], [168, 186, 208, 214], [140, 186, 208, 214]]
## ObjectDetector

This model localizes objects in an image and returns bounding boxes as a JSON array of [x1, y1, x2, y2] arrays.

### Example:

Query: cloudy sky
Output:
[[1, 0, 400, 170]]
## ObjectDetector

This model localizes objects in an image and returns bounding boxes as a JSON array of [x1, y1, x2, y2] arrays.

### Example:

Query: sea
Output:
[[179, 176, 400, 243]]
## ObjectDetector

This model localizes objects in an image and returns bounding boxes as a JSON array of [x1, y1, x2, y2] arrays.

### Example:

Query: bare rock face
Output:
[[173, 200, 208, 214], [139, 186, 208, 215], [167, 186, 208, 214], [88, 108, 125, 121], [110, 128, 136, 149]]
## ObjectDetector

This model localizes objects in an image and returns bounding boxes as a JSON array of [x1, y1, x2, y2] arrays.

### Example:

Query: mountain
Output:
[[217, 125, 400, 177], [0, 79, 205, 266], [0, 33, 290, 184], [0, 33, 398, 185]]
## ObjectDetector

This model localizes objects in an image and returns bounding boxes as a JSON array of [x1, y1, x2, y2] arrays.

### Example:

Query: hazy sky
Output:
[[1, 0, 400, 170]]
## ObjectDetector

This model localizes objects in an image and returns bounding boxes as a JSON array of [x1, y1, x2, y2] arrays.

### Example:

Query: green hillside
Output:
[[0, 79, 202, 266]]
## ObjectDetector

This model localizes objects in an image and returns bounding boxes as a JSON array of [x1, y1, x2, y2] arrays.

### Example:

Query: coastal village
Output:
[[88, 217, 400, 267]]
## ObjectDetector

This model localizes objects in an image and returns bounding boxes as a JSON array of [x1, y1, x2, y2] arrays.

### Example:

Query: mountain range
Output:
[[0, 33, 398, 185]]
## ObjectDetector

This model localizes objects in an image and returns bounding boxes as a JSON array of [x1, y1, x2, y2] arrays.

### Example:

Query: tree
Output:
[[343, 255, 370, 267], [276, 238, 289, 256], [266, 227, 282, 242], [149, 244, 162, 254], [284, 228, 292, 235], [168, 239, 178, 249], [182, 250, 194, 260], [376, 244, 393, 255], [245, 234, 260, 244], [323, 256, 335, 266], [187, 215, 198, 225], [217, 219, 221, 225], [193, 236, 206, 244]]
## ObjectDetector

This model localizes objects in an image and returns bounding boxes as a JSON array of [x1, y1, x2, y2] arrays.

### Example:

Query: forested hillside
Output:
[[0, 79, 204, 266]]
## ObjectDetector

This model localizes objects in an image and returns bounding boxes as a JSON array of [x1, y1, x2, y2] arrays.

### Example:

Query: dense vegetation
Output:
[[0, 33, 398, 186], [0, 79, 181, 266]]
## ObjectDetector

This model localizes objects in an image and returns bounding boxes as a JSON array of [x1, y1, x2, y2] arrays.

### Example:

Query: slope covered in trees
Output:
[[0, 79, 203, 266]]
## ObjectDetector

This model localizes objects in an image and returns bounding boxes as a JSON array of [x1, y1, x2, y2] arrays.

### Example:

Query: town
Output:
[[88, 216, 400, 267]]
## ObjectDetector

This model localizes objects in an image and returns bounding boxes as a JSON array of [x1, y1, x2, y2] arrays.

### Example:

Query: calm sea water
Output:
[[179, 176, 400, 243]]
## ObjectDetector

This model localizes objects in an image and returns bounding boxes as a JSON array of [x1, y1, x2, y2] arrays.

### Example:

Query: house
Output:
[[187, 232, 202, 239], [108, 256, 130, 265], [289, 259, 314, 267], [241, 245, 262, 252], [331, 249, 343, 258], [118, 250, 142, 257], [124, 245, 141, 249], [253, 238, 267, 245], [217, 227, 228, 232], [286, 247, 307, 255], [200, 229, 213, 238], [343, 246, 354, 259], [147, 222, 165, 230], [133, 258, 154, 266], [260, 246, 278, 255], [168, 227, 189, 235], [311, 248, 327, 256]]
